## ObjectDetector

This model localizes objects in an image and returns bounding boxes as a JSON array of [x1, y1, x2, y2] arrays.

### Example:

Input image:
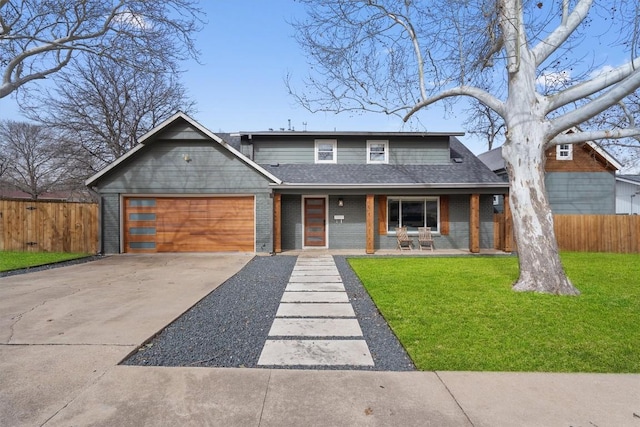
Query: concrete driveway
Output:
[[0, 253, 253, 427]]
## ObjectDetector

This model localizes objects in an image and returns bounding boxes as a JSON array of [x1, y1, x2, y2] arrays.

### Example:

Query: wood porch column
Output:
[[503, 193, 513, 253], [470, 193, 480, 253], [366, 194, 375, 254], [273, 193, 282, 253]]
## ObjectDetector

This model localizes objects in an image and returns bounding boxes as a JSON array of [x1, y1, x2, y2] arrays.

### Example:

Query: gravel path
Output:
[[123, 255, 415, 371]]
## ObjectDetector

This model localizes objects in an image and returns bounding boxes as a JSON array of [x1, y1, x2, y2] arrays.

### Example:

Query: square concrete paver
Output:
[[268, 318, 363, 337], [258, 340, 374, 366], [288, 275, 342, 282], [280, 292, 349, 303], [290, 269, 340, 276], [286, 282, 346, 292], [276, 303, 355, 318]]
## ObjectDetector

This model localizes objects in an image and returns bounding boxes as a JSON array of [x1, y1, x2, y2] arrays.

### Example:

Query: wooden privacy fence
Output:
[[495, 214, 640, 253], [0, 199, 98, 253]]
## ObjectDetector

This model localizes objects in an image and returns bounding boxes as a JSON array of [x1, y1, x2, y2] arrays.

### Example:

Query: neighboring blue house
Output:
[[86, 112, 508, 254], [479, 140, 622, 214]]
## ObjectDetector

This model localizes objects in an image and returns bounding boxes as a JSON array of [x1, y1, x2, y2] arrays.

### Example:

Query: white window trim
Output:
[[315, 139, 337, 164], [367, 140, 389, 164], [556, 144, 573, 160], [387, 196, 440, 234]]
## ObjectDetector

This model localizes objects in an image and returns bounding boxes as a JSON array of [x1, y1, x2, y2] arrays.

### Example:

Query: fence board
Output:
[[494, 213, 640, 253], [0, 199, 98, 253]]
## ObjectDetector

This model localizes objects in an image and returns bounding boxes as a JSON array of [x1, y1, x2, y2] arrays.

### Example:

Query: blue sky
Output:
[[0, 1, 630, 157], [0, 1, 475, 150]]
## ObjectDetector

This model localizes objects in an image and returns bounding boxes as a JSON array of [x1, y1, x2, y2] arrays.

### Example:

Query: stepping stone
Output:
[[267, 318, 363, 337], [290, 270, 340, 276], [258, 340, 374, 366], [276, 303, 355, 318], [286, 282, 345, 292], [288, 275, 342, 283], [281, 292, 349, 303]]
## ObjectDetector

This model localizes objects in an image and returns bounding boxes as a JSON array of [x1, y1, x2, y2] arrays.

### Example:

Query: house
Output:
[[86, 112, 509, 254], [478, 139, 622, 214], [615, 175, 640, 214]]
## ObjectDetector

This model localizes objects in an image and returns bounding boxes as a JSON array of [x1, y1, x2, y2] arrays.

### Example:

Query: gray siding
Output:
[[328, 196, 366, 249], [254, 140, 314, 164], [252, 136, 451, 165], [389, 139, 450, 165], [546, 172, 615, 214], [101, 194, 120, 254], [281, 195, 302, 250], [98, 141, 270, 193]]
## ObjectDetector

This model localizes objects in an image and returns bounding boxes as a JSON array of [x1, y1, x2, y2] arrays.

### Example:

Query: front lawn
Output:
[[0, 251, 90, 272], [348, 253, 640, 372]]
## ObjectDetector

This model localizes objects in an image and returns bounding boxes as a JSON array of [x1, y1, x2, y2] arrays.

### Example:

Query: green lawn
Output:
[[0, 251, 90, 272], [348, 253, 640, 373]]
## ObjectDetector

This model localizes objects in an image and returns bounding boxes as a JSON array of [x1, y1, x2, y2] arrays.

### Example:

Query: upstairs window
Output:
[[367, 140, 389, 164], [315, 139, 337, 163], [556, 144, 572, 160]]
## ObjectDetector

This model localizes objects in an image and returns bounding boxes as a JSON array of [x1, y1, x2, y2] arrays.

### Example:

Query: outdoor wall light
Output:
[[338, 198, 344, 207]]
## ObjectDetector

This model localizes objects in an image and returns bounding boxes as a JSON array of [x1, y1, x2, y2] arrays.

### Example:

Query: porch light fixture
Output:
[[338, 198, 344, 207]]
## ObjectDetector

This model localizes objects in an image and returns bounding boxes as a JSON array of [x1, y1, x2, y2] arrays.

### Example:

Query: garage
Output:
[[123, 196, 255, 253]]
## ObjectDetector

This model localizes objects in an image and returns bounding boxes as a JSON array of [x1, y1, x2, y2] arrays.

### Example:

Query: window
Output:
[[388, 197, 439, 233], [556, 144, 572, 160], [315, 139, 337, 163], [367, 140, 388, 164]]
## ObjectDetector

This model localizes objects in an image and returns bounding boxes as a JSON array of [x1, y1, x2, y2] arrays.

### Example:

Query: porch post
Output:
[[273, 193, 282, 253], [366, 194, 375, 254], [470, 194, 480, 253], [503, 193, 513, 253]]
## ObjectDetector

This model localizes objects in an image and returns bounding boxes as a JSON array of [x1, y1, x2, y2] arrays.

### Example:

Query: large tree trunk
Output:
[[502, 130, 580, 296]]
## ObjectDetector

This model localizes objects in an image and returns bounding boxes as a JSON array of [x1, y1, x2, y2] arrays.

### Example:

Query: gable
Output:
[[545, 143, 618, 173], [86, 112, 281, 188], [93, 139, 274, 193]]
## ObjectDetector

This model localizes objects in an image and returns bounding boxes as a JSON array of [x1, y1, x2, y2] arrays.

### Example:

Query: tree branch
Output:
[[550, 128, 640, 146], [548, 69, 640, 137], [532, 0, 593, 67], [546, 57, 640, 113], [403, 86, 504, 121]]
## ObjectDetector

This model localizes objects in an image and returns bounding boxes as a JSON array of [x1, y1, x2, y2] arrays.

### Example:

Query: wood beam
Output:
[[273, 193, 282, 253], [470, 194, 480, 253], [366, 194, 375, 254]]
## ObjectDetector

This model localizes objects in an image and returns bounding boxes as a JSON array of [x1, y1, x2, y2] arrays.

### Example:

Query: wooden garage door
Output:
[[124, 197, 254, 253]]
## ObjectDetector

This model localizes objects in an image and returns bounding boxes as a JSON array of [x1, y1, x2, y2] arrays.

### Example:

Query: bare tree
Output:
[[0, 120, 72, 198], [463, 99, 506, 151], [291, 0, 640, 295], [0, 0, 203, 98], [24, 57, 196, 170]]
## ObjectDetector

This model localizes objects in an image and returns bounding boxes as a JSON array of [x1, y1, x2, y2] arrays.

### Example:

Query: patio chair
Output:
[[418, 227, 435, 251], [395, 227, 414, 251]]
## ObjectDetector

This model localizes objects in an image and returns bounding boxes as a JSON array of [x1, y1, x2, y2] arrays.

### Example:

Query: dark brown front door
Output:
[[304, 197, 326, 247]]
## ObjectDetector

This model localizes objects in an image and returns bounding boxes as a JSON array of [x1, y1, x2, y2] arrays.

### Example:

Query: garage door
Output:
[[124, 196, 255, 253]]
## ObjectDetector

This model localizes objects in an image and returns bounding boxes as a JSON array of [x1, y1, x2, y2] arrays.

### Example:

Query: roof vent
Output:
[[453, 157, 463, 163], [270, 162, 280, 167]]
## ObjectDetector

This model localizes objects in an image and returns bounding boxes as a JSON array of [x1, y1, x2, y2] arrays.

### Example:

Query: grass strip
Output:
[[0, 251, 90, 272]]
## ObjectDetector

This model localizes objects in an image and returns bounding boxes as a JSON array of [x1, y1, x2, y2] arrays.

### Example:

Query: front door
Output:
[[304, 197, 326, 247]]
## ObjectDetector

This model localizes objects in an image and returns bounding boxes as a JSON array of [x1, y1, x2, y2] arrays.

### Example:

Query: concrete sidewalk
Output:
[[1, 254, 639, 426]]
